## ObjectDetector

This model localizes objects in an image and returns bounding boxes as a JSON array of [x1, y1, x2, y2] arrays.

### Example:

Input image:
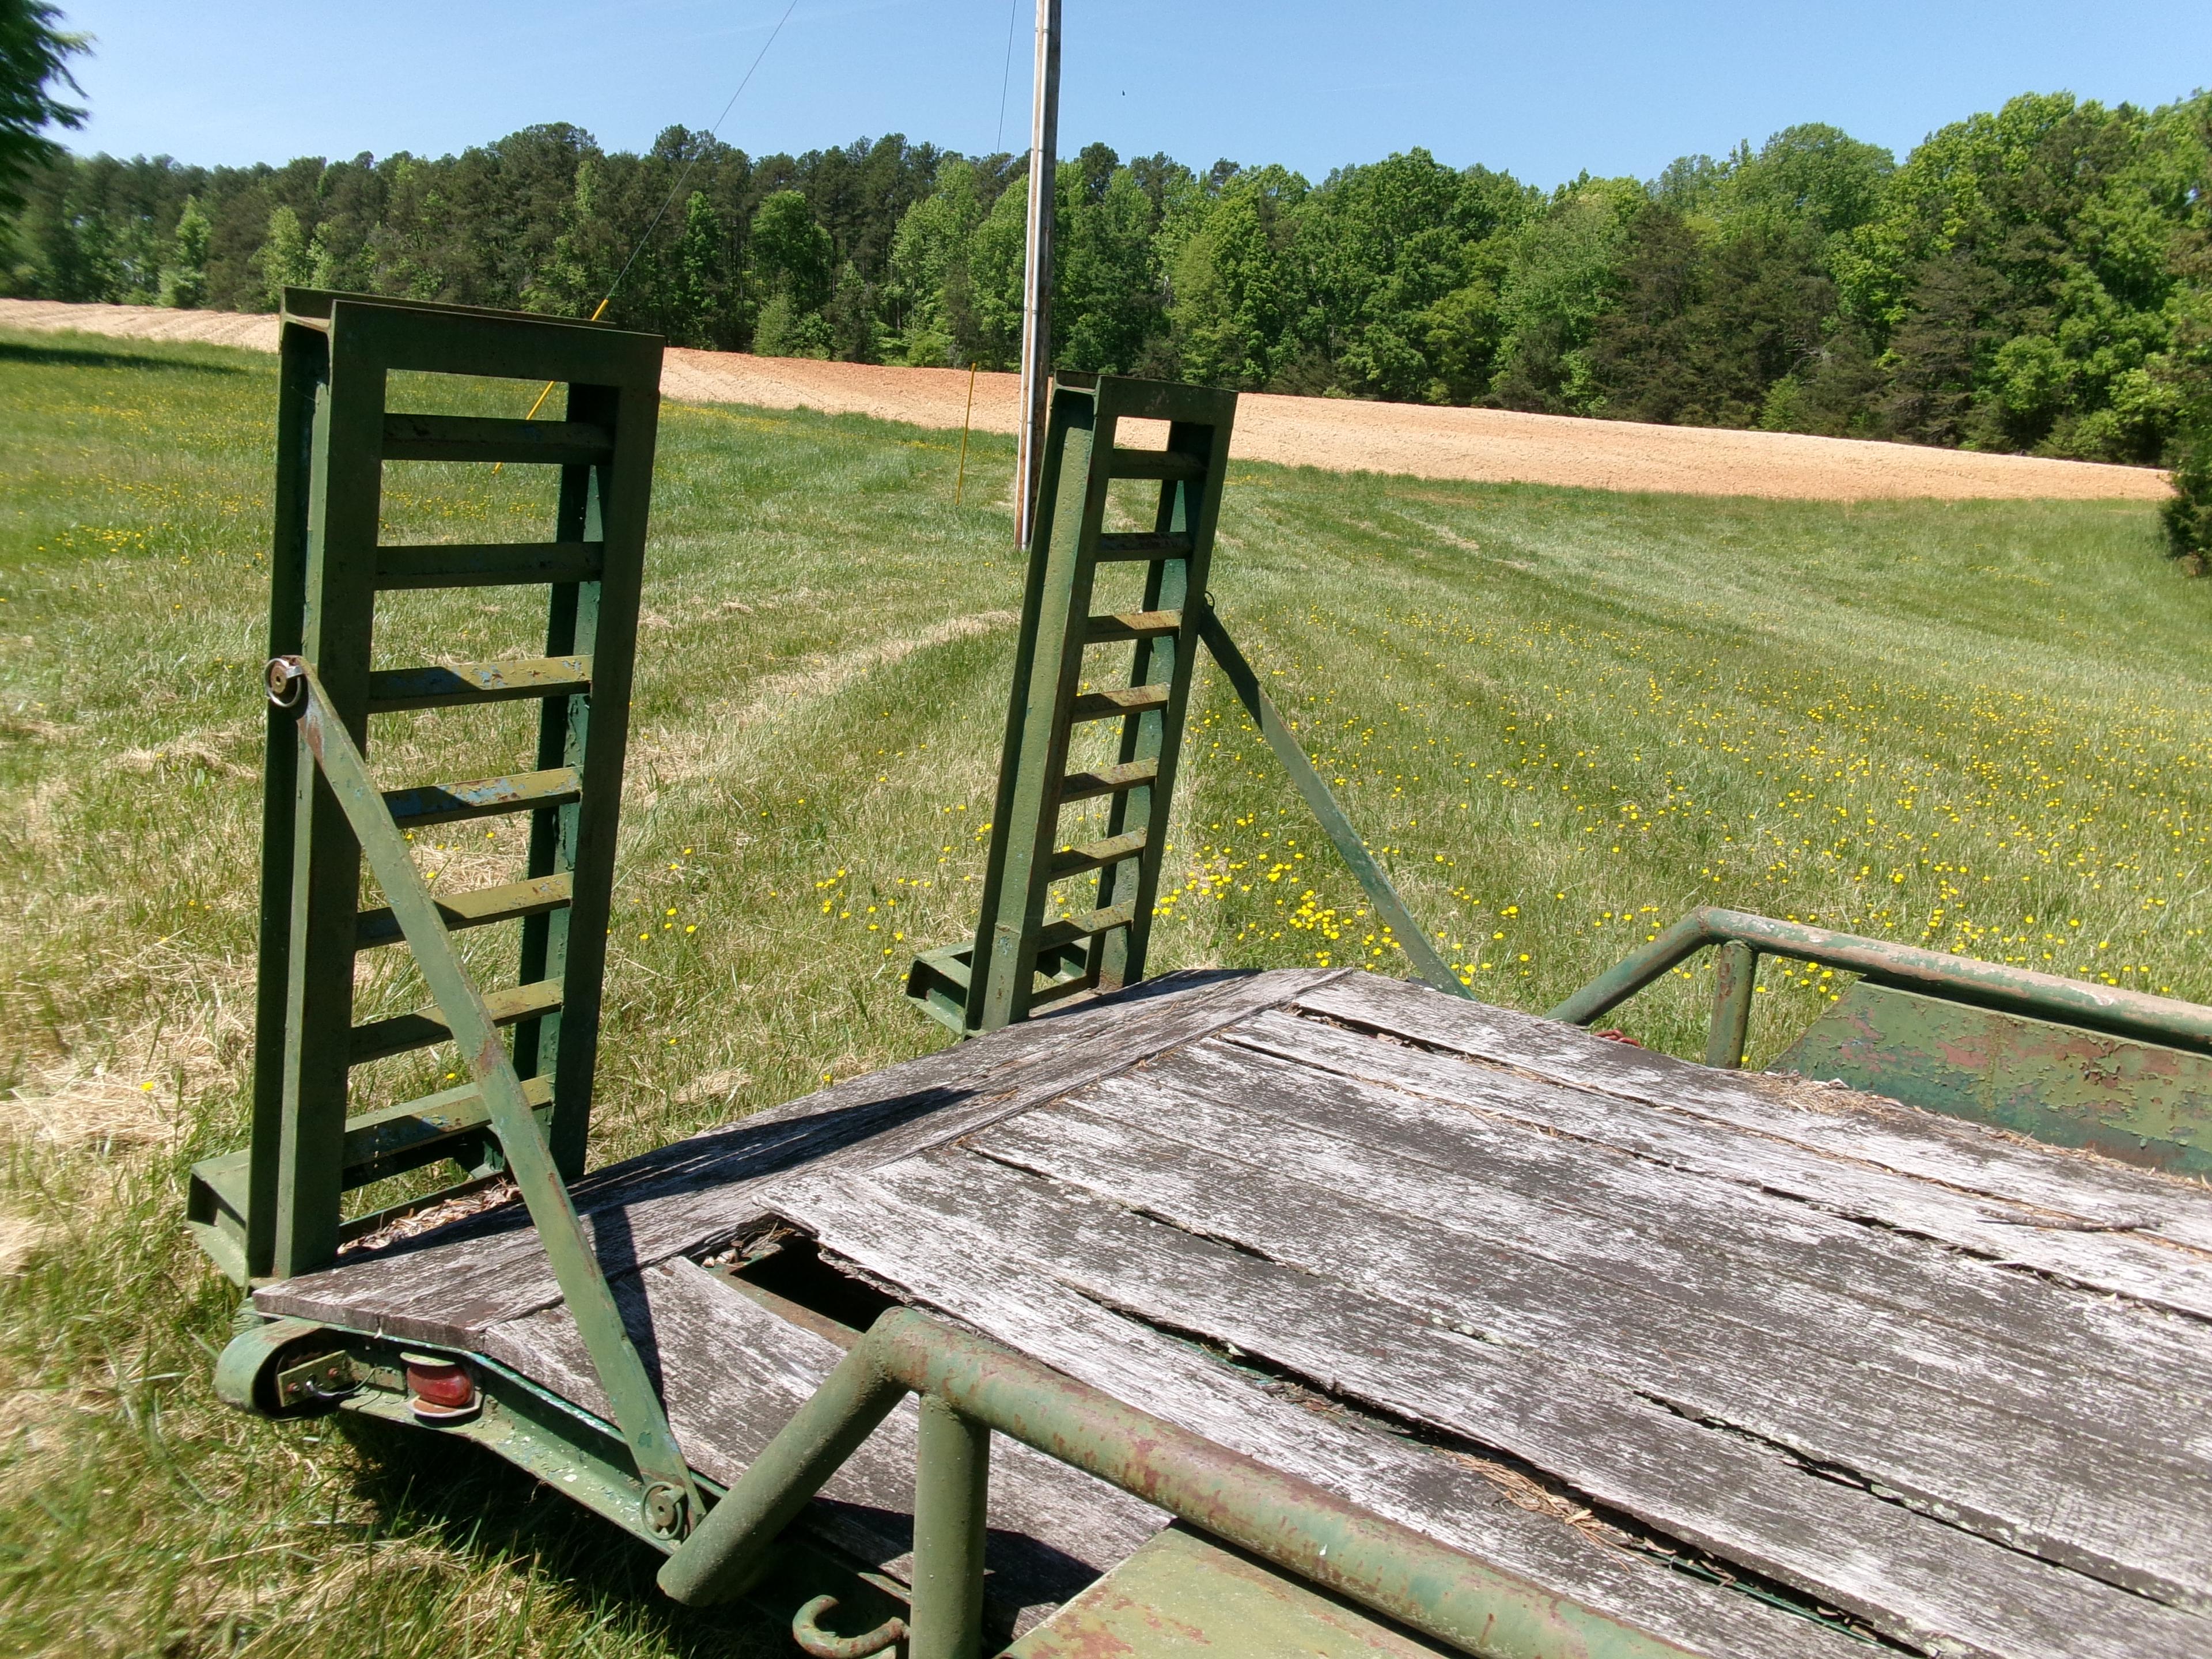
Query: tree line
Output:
[[3, 86, 2210, 521]]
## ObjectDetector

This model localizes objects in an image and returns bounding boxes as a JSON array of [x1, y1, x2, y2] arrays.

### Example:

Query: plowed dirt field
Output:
[[2, 298, 2171, 502]]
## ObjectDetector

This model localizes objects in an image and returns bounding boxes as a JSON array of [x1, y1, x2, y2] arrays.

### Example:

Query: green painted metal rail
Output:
[[658, 1305, 1699, 1659], [1552, 905, 2212, 1068], [268, 656, 702, 1537]]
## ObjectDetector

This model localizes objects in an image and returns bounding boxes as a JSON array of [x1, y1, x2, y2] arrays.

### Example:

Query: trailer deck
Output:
[[255, 967, 2212, 1659]]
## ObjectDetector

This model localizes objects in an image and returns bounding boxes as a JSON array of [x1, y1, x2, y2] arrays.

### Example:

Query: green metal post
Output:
[[244, 317, 327, 1281], [1196, 608, 1469, 999], [271, 329, 384, 1278], [656, 1336, 911, 1604], [1704, 940, 1756, 1070], [910, 1396, 990, 1659]]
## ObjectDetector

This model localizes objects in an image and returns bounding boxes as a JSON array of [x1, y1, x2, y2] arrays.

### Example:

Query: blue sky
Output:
[[54, 1, 2212, 188]]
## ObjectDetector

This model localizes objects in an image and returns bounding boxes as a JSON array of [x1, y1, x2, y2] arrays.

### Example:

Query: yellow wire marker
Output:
[[954, 362, 978, 505]]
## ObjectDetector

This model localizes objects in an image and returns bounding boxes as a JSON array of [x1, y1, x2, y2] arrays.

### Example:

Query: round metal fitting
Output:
[[264, 654, 306, 710], [641, 1481, 687, 1539]]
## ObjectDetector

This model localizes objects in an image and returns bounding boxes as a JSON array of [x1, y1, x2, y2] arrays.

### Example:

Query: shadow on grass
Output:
[[336, 1413, 789, 1657], [0, 338, 250, 374]]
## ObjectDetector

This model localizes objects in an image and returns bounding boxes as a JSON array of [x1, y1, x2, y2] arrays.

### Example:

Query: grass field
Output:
[[2, 325, 2205, 1656]]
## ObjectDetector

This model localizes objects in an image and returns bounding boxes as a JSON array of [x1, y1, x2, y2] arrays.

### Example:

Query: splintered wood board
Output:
[[260, 968, 2212, 1659]]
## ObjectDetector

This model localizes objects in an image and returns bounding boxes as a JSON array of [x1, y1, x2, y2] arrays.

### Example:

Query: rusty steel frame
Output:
[[657, 1305, 1702, 1659]]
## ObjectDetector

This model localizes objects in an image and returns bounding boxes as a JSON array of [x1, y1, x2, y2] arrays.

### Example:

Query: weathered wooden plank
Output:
[[255, 969, 1344, 1338], [1282, 987, 2212, 1320], [476, 1257, 1163, 1634], [869, 1147, 2208, 1659], [971, 1085, 2212, 1608], [1210, 1017, 2212, 1430], [765, 1171, 1872, 1659], [1303, 975, 2212, 1253]]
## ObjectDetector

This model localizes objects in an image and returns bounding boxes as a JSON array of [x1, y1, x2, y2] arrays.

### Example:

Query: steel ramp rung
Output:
[[1108, 446, 1205, 480], [340, 1070, 554, 1176], [367, 656, 592, 713], [381, 412, 613, 466], [1059, 758, 1159, 804], [1035, 904, 1135, 952], [354, 873, 574, 950], [381, 766, 581, 828], [1050, 829, 1148, 881], [374, 540, 605, 590], [1094, 531, 1194, 562], [1069, 684, 1170, 724], [1083, 610, 1180, 644], [349, 977, 563, 1066]]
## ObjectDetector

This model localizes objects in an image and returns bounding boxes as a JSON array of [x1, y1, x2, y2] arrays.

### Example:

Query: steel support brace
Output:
[[1197, 607, 1468, 999], [1703, 940, 1756, 1070], [661, 1307, 1699, 1659], [1551, 905, 2212, 1059], [272, 658, 700, 1533]]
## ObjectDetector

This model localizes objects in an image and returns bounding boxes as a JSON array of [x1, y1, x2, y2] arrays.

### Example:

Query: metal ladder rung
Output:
[[355, 873, 574, 950], [1069, 684, 1169, 723], [1050, 829, 1147, 880], [1094, 531, 1195, 562], [376, 541, 605, 590], [1059, 757, 1159, 804], [1036, 904, 1134, 952], [1029, 966, 1103, 1008], [383, 766, 581, 828], [382, 412, 613, 466], [341, 1072, 554, 1186], [368, 656, 592, 714], [350, 978, 563, 1066], [1083, 610, 1180, 644], [1108, 448, 1205, 481]]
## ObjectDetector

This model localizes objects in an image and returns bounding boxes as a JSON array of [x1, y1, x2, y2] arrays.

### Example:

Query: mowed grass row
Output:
[[0, 326, 2202, 1656]]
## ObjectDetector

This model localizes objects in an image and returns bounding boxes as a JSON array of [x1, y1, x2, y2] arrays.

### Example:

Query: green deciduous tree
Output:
[[160, 192, 207, 307], [252, 203, 310, 308], [1168, 164, 1308, 388]]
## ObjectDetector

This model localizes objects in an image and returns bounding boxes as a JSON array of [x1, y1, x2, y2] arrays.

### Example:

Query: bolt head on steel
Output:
[[264, 655, 307, 709], [642, 1482, 685, 1537]]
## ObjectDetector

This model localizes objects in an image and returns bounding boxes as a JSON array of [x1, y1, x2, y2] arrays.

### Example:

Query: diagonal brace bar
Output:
[[1196, 607, 1469, 999], [267, 655, 702, 1536]]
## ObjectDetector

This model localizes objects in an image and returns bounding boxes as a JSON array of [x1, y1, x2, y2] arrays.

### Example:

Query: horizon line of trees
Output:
[[3, 88, 2210, 502]]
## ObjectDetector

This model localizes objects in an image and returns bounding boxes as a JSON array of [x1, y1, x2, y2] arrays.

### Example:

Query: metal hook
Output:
[[790, 1594, 908, 1659]]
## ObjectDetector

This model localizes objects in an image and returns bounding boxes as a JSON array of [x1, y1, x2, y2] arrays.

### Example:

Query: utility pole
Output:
[[1014, 0, 1061, 549]]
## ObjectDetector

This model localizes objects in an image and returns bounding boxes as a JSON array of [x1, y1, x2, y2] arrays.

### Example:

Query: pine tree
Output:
[[160, 194, 209, 308]]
